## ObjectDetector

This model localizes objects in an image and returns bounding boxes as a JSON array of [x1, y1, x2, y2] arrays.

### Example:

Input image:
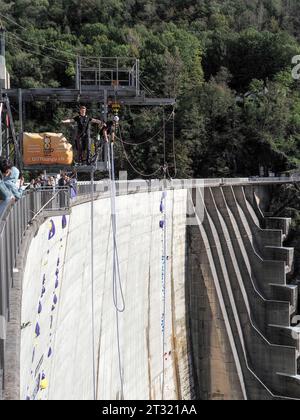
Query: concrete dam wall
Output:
[[7, 180, 300, 400], [20, 189, 191, 401]]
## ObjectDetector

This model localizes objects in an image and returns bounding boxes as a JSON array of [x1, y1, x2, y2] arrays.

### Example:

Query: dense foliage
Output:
[[2, 0, 300, 178]]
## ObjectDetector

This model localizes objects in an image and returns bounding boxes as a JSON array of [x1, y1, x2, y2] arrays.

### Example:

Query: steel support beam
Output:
[[2, 88, 176, 107]]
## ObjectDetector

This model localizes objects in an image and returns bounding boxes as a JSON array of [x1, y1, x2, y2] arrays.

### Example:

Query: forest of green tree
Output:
[[2, 0, 300, 178]]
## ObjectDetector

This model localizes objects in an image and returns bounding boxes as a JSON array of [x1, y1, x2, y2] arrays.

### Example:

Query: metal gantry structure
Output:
[[0, 95, 21, 168], [0, 51, 175, 172]]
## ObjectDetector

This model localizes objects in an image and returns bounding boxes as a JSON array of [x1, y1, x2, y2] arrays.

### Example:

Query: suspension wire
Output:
[[118, 127, 163, 178], [90, 170, 97, 401], [1, 13, 77, 59], [163, 107, 166, 168], [120, 126, 164, 146], [119, 109, 175, 147], [6, 37, 69, 65], [109, 142, 126, 313], [166, 108, 178, 179], [140, 79, 155, 97], [107, 138, 125, 400], [30, 191, 61, 222], [0, 12, 27, 31], [6, 31, 77, 58], [110, 92, 125, 313]]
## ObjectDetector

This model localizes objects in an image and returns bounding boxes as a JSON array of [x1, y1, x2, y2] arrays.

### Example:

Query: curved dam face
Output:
[[14, 181, 300, 400], [20, 190, 192, 400]]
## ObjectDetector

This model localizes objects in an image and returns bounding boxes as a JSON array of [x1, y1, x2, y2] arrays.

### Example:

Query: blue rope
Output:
[[160, 189, 167, 400]]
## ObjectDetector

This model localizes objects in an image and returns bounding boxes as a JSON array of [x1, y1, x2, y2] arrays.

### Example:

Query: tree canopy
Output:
[[2, 0, 300, 178]]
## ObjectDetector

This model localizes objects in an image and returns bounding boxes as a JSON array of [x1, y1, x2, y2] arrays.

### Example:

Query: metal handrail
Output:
[[74, 176, 300, 199], [78, 56, 140, 95]]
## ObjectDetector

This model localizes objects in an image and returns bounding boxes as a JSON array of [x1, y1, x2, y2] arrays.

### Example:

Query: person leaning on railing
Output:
[[0, 170, 15, 214], [0, 159, 24, 200]]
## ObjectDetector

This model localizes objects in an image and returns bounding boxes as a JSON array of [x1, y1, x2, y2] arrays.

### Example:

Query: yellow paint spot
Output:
[[40, 379, 48, 390]]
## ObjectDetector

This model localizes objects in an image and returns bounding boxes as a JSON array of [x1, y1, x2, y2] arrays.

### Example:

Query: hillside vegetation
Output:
[[2, 0, 300, 178]]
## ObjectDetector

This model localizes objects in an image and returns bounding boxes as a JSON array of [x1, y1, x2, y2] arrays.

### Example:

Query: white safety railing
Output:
[[74, 176, 300, 200]]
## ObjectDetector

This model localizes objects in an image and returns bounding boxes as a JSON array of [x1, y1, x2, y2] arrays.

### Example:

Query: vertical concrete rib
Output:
[[193, 187, 299, 398]]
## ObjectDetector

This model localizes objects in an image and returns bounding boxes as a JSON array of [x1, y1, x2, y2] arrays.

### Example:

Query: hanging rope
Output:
[[90, 170, 97, 401], [107, 137, 126, 400], [117, 127, 163, 178], [119, 108, 175, 147], [167, 108, 178, 179]]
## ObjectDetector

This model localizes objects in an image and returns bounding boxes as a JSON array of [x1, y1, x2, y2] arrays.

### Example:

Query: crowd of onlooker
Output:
[[28, 172, 77, 198], [0, 159, 78, 214]]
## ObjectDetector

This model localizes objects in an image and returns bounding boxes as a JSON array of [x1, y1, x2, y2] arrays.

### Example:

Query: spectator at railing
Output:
[[69, 176, 77, 199], [0, 160, 24, 200], [0, 171, 15, 214], [58, 172, 77, 198], [34, 177, 42, 189], [58, 172, 66, 188], [29, 179, 36, 190]]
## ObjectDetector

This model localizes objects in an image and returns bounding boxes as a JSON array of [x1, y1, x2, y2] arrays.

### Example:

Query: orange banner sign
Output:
[[23, 133, 73, 166]]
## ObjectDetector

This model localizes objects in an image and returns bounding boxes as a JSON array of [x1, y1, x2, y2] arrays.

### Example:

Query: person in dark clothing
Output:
[[62, 105, 102, 165], [100, 117, 119, 143]]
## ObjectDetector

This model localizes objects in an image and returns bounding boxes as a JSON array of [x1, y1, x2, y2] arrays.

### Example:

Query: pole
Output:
[[18, 89, 23, 165], [0, 26, 5, 58], [107, 139, 125, 400], [0, 102, 2, 157], [103, 90, 108, 170], [5, 100, 9, 160], [104, 89, 108, 122], [91, 169, 96, 400], [18, 89, 23, 133]]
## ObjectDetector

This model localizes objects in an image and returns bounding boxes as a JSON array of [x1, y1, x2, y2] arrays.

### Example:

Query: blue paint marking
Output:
[[41, 286, 46, 298], [35, 323, 40, 337], [62, 215, 67, 229], [38, 302, 42, 314], [48, 220, 56, 240]]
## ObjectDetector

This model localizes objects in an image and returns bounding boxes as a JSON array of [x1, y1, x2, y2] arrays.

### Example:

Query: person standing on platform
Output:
[[62, 105, 102, 165]]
